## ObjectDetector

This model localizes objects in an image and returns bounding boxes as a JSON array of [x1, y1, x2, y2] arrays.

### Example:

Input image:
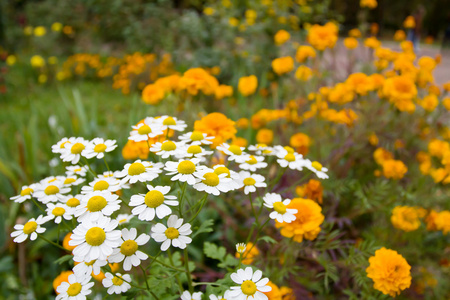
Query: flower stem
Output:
[[188, 194, 208, 223], [184, 248, 193, 293], [139, 265, 151, 293], [31, 197, 45, 213], [37, 234, 70, 252]]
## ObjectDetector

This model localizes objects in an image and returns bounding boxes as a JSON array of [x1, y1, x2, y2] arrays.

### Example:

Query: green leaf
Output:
[[257, 235, 277, 244], [54, 255, 73, 265], [192, 219, 214, 238], [203, 242, 226, 261]]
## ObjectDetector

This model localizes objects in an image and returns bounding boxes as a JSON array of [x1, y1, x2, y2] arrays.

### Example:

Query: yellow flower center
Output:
[[74, 168, 82, 172], [161, 141, 176, 151], [119, 218, 127, 224], [187, 145, 202, 154], [284, 146, 294, 153], [23, 221, 38, 234], [64, 178, 76, 184], [246, 156, 258, 165], [20, 188, 33, 196], [60, 141, 69, 149], [284, 153, 296, 162], [94, 143, 107, 153], [137, 124, 152, 135], [243, 177, 256, 186], [144, 190, 165, 208], [67, 198, 80, 207], [165, 227, 180, 239], [71, 143, 85, 154], [163, 117, 176, 126], [214, 166, 230, 177], [85, 227, 106, 246], [177, 161, 196, 174], [87, 196, 107, 212], [85, 260, 96, 266], [93, 180, 109, 191], [128, 162, 146, 175], [112, 276, 124, 286], [44, 185, 59, 195], [228, 145, 242, 155], [48, 178, 57, 183], [120, 240, 138, 256], [67, 282, 82, 296], [311, 161, 323, 171], [52, 207, 66, 216], [202, 172, 220, 186], [273, 202, 287, 214], [241, 280, 257, 296], [190, 131, 204, 141]]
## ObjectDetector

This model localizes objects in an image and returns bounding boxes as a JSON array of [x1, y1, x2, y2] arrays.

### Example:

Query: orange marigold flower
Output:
[[142, 83, 165, 105], [366, 247, 412, 297], [280, 286, 296, 300], [295, 45, 316, 63], [215, 84, 233, 100], [364, 36, 381, 49], [179, 68, 219, 96], [275, 198, 324, 243], [381, 76, 417, 113], [307, 22, 338, 51], [274, 29, 291, 45], [238, 75, 258, 96], [403, 16, 416, 29], [62, 233, 77, 251], [194, 112, 236, 148], [256, 128, 274, 145], [360, 0, 377, 9], [435, 211, 450, 234], [382, 159, 407, 180], [425, 209, 439, 231], [53, 271, 73, 294], [264, 281, 282, 300], [296, 179, 323, 204], [394, 30, 406, 41], [391, 206, 423, 232], [272, 56, 294, 75], [289, 132, 311, 155], [343, 37, 358, 49]]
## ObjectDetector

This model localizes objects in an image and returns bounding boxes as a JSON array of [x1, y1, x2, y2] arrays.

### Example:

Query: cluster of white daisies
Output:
[[10, 115, 327, 299]]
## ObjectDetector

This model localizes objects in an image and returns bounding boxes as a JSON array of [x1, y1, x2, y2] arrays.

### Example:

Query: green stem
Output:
[[242, 218, 271, 261], [192, 282, 224, 287], [184, 248, 193, 293], [37, 234, 70, 252], [249, 193, 260, 227], [145, 250, 162, 271], [149, 254, 185, 272], [103, 157, 110, 172], [167, 249, 184, 293], [178, 182, 188, 215], [139, 265, 151, 293], [83, 158, 97, 177], [31, 197, 45, 213], [188, 194, 208, 223]]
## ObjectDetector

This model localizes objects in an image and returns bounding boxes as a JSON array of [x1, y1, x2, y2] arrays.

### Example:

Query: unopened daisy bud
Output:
[[236, 243, 247, 254]]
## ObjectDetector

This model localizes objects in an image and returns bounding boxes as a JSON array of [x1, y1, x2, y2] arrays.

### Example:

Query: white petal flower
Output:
[[52, 137, 76, 154], [81, 176, 122, 194], [237, 171, 267, 195], [151, 215, 192, 251], [10, 184, 37, 203], [108, 228, 150, 271], [193, 168, 233, 196], [130, 185, 178, 221], [157, 116, 187, 132], [129, 119, 164, 142], [56, 273, 94, 300], [179, 131, 213, 145], [66, 165, 89, 177], [75, 191, 121, 222], [73, 259, 107, 277], [229, 267, 271, 300], [60, 137, 89, 164], [46, 203, 73, 224], [181, 291, 203, 300], [102, 273, 132, 295], [150, 140, 187, 159], [263, 193, 297, 223], [33, 181, 71, 204], [216, 143, 250, 163], [239, 155, 268, 172], [164, 158, 202, 185], [82, 138, 117, 159], [11, 215, 49, 243], [116, 160, 163, 184], [305, 160, 329, 179]]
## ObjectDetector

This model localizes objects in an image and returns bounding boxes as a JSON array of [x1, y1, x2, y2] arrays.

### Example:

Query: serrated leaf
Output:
[[55, 254, 73, 265], [204, 242, 226, 261], [257, 235, 277, 244], [192, 219, 214, 238]]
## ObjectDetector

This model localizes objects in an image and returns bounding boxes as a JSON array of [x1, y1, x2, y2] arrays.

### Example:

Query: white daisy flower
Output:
[[64, 194, 82, 209], [229, 267, 271, 300], [116, 160, 163, 184], [81, 176, 122, 194], [102, 273, 132, 295], [157, 116, 187, 132], [181, 291, 203, 300], [193, 168, 233, 195], [10, 184, 36, 203], [209, 291, 232, 300], [151, 215, 192, 251], [73, 259, 107, 277], [236, 243, 247, 254], [150, 140, 187, 159], [82, 138, 118, 159], [70, 215, 121, 262], [56, 273, 94, 300], [52, 137, 76, 154], [108, 228, 150, 271], [305, 160, 329, 179], [33, 181, 71, 204], [62, 176, 85, 187], [179, 131, 213, 145], [66, 165, 89, 177], [263, 193, 297, 223], [116, 214, 134, 225], [61, 137, 89, 164], [75, 191, 121, 222], [11, 215, 49, 243], [164, 158, 202, 185], [213, 165, 242, 190], [238, 171, 267, 195], [276, 147, 306, 170], [239, 155, 268, 172], [181, 144, 214, 160], [130, 185, 178, 221], [129, 120, 164, 142], [248, 144, 274, 156], [216, 143, 250, 163], [46, 203, 73, 224]]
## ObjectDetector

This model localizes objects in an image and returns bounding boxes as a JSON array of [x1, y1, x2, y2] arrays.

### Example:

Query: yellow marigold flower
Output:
[[179, 68, 219, 96], [30, 55, 45, 68], [418, 56, 437, 72], [343, 37, 358, 49], [428, 84, 440, 96], [394, 139, 405, 150], [295, 45, 316, 63], [256, 128, 274, 145], [296, 179, 323, 204], [53, 271, 73, 294], [394, 30, 406, 41], [232, 137, 248, 148], [360, 0, 377, 8], [294, 65, 313, 81], [382, 159, 407, 180], [63, 25, 74, 35], [62, 233, 77, 251], [34, 26, 46, 37], [346, 73, 374, 96], [215, 84, 233, 100], [194, 112, 236, 148], [369, 133, 379, 146], [403, 16, 416, 28], [381, 76, 417, 113], [154, 74, 181, 93], [348, 28, 361, 38], [366, 247, 411, 297], [229, 17, 239, 27], [443, 97, 450, 110], [443, 81, 450, 92], [435, 211, 450, 234], [328, 83, 354, 104], [370, 73, 385, 89], [142, 84, 165, 105], [374, 148, 392, 166], [264, 281, 282, 300], [203, 7, 215, 15], [391, 206, 423, 231], [122, 139, 150, 160], [370, 23, 379, 35], [274, 29, 291, 45], [428, 139, 450, 158], [272, 56, 294, 75], [238, 75, 258, 96], [430, 168, 447, 183], [6, 55, 16, 66], [51, 22, 63, 32], [236, 118, 249, 129], [290, 132, 311, 155], [275, 198, 324, 243], [425, 210, 439, 231], [280, 286, 295, 300], [375, 47, 395, 61], [419, 94, 438, 112], [235, 242, 259, 265], [307, 22, 338, 51], [364, 36, 381, 49]]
